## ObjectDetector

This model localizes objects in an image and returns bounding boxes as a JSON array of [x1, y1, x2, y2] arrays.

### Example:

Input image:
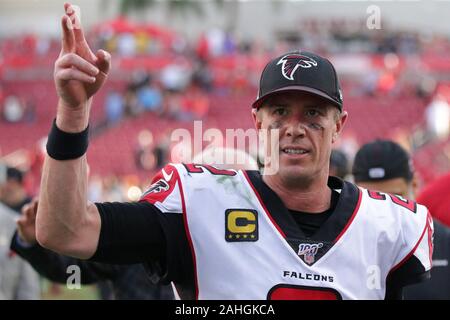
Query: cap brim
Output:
[[252, 86, 342, 110]]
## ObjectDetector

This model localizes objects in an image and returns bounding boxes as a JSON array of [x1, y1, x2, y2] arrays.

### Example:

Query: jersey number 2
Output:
[[367, 190, 417, 213], [184, 163, 236, 176]]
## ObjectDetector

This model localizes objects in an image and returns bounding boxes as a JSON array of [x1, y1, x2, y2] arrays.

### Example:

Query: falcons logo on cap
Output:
[[277, 54, 318, 81]]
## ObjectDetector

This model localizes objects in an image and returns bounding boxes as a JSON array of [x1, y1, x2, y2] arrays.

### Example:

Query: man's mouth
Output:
[[281, 147, 309, 155]]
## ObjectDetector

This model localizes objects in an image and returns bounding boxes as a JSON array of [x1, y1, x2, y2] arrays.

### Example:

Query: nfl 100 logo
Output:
[[297, 243, 324, 264]]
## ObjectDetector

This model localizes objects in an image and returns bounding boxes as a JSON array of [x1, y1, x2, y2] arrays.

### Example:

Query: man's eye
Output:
[[306, 109, 320, 117], [273, 108, 287, 116]]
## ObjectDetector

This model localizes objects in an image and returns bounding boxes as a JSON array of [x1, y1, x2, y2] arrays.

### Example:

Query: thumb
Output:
[[24, 204, 37, 222], [17, 217, 26, 228], [21, 203, 31, 216]]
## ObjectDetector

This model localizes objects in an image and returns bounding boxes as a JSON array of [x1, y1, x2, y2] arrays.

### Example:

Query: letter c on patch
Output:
[[227, 211, 256, 233]]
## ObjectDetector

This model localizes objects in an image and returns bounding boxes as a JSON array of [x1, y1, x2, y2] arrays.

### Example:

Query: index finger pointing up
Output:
[[61, 15, 75, 53], [65, 4, 85, 45], [64, 3, 97, 62]]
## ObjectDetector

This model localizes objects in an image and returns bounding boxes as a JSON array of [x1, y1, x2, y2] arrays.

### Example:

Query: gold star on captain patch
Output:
[[228, 235, 233, 239], [250, 235, 255, 239], [243, 235, 248, 239], [236, 235, 240, 239]]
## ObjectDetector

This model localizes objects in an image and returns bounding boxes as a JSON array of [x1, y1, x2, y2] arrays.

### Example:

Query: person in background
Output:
[[10, 198, 175, 300], [352, 139, 450, 299], [2, 95, 24, 123], [0, 166, 32, 214], [329, 149, 349, 180], [0, 164, 40, 300], [104, 90, 124, 126]]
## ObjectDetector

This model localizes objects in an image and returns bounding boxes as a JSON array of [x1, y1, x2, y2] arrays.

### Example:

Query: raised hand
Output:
[[17, 198, 39, 245], [54, 3, 111, 110]]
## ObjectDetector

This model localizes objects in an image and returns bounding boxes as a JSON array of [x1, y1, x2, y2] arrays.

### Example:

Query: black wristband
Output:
[[46, 119, 89, 160]]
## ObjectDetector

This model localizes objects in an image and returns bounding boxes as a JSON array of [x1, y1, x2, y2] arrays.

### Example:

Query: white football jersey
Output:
[[141, 163, 433, 300]]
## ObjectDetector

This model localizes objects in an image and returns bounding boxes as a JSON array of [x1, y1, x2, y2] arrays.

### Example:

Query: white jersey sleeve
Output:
[[391, 200, 434, 283], [365, 189, 434, 286], [399, 203, 433, 269]]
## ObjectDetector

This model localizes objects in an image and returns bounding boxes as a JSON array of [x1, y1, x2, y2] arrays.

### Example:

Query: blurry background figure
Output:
[[101, 175, 126, 202], [10, 198, 175, 300], [160, 59, 191, 93], [191, 59, 214, 92], [352, 139, 450, 300], [352, 140, 416, 198], [174, 85, 210, 122], [329, 149, 350, 180], [183, 85, 210, 121], [2, 95, 24, 123], [117, 32, 136, 57], [104, 90, 125, 126], [425, 94, 450, 141], [123, 71, 147, 118], [134, 129, 171, 172], [0, 166, 32, 214], [0, 164, 40, 300], [152, 135, 170, 171], [135, 129, 156, 171], [136, 76, 163, 115], [417, 172, 450, 228], [206, 28, 225, 57]]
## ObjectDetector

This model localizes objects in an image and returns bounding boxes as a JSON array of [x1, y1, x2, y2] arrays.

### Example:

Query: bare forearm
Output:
[[38, 155, 88, 239], [36, 102, 99, 258]]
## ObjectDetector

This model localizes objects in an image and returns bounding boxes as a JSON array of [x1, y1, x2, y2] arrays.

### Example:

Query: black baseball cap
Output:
[[7, 167, 24, 183], [0, 165, 23, 185], [330, 149, 349, 179], [352, 140, 414, 183], [252, 50, 343, 111]]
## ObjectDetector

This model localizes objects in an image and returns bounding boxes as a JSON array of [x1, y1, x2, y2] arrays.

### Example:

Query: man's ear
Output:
[[252, 108, 262, 131], [332, 110, 348, 143]]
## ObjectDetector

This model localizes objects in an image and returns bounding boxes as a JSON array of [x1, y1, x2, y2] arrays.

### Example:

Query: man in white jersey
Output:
[[35, 3, 433, 300]]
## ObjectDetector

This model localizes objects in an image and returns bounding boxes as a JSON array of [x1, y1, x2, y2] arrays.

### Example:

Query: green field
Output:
[[40, 279, 100, 300]]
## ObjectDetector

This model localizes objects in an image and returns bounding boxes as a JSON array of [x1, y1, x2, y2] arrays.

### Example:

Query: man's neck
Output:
[[262, 173, 332, 213]]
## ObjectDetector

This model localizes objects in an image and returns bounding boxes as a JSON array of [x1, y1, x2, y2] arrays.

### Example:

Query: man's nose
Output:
[[285, 120, 306, 138]]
